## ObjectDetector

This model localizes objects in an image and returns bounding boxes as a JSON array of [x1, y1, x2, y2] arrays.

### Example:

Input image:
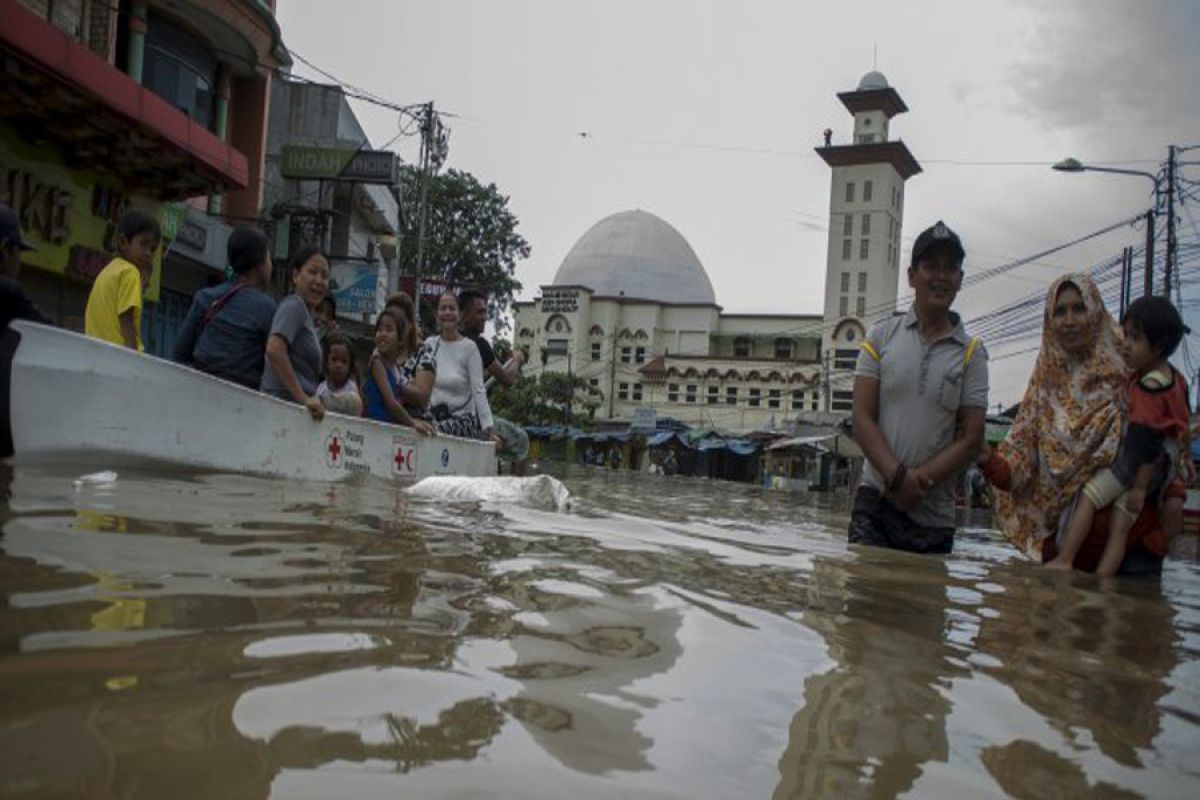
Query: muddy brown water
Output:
[[0, 463, 1197, 799]]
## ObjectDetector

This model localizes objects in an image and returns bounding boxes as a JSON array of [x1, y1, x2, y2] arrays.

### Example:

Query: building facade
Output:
[[514, 71, 920, 431], [2, 0, 286, 353], [263, 77, 400, 334]]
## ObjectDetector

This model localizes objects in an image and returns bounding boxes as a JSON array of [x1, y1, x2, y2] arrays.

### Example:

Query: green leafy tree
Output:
[[491, 373, 601, 429], [399, 166, 529, 332], [491, 336, 514, 366]]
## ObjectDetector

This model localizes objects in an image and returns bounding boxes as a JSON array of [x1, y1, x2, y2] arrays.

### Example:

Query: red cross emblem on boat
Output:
[[392, 436, 415, 476], [325, 431, 343, 468]]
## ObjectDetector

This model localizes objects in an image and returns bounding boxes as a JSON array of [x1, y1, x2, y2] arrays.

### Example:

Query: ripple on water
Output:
[[0, 463, 1197, 799]]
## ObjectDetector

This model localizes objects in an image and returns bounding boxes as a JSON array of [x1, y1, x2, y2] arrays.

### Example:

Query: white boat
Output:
[[2, 321, 498, 482]]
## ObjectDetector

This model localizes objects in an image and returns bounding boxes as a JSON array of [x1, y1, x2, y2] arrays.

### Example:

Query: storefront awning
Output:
[[0, 0, 248, 198]]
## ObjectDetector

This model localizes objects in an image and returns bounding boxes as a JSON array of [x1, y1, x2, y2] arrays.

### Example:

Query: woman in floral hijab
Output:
[[983, 273, 1139, 563]]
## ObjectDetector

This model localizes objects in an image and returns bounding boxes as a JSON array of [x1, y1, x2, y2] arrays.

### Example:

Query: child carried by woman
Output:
[[1050, 296, 1191, 576]]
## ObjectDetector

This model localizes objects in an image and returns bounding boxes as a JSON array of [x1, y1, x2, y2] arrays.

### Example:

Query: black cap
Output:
[[0, 204, 34, 251], [910, 220, 963, 267]]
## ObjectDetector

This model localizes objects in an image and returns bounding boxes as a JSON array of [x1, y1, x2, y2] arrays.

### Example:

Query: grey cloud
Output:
[[1009, 0, 1200, 147]]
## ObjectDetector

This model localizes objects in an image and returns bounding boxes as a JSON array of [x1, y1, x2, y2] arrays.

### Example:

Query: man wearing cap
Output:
[[850, 220, 989, 553], [0, 203, 49, 330]]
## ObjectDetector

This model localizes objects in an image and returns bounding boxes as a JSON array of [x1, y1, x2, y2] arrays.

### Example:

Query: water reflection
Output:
[[972, 566, 1181, 798], [774, 549, 962, 798], [0, 464, 1196, 798]]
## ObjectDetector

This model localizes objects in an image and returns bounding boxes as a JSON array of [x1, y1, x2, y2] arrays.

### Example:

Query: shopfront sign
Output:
[[281, 145, 398, 185], [0, 127, 167, 300]]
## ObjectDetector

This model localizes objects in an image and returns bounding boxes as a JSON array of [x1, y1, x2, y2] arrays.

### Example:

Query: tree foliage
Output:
[[490, 373, 602, 429], [398, 166, 529, 331]]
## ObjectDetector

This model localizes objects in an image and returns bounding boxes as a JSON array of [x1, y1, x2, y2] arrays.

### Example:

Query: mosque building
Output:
[[513, 71, 922, 431]]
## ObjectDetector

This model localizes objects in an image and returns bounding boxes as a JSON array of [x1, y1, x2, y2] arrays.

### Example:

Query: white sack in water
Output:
[[409, 475, 572, 512]]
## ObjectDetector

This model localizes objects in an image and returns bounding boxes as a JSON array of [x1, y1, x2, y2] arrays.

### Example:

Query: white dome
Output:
[[552, 210, 716, 305], [858, 70, 889, 90]]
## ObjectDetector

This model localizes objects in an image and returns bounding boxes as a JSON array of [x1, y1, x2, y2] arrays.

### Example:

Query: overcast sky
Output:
[[277, 0, 1200, 405]]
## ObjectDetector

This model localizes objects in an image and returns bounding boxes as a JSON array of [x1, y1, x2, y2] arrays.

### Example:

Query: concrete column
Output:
[[208, 65, 232, 215], [125, 1, 148, 84]]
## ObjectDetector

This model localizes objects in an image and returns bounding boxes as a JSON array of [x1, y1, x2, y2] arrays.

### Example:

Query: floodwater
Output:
[[0, 463, 1198, 800]]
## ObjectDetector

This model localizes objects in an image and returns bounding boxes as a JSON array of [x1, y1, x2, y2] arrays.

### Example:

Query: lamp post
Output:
[[1052, 157, 1163, 299]]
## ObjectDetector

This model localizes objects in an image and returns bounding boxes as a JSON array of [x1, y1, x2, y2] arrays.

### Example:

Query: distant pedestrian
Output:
[[84, 209, 161, 351], [0, 203, 48, 330], [850, 221, 989, 554]]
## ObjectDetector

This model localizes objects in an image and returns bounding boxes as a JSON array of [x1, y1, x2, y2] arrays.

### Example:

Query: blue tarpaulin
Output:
[[645, 431, 679, 447], [693, 437, 761, 455], [725, 439, 761, 456]]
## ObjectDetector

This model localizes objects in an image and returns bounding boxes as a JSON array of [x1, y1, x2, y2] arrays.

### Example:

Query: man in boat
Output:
[[458, 288, 530, 475], [0, 204, 49, 330], [850, 221, 989, 554]]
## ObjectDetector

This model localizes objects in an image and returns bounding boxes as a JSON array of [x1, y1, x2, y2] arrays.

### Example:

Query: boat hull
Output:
[[4, 321, 497, 482]]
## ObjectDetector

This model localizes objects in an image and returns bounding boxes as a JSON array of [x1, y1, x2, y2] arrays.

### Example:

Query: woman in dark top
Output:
[[173, 226, 276, 389], [261, 245, 329, 421]]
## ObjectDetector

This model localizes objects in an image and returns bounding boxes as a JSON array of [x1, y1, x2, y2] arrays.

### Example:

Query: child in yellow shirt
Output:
[[84, 210, 162, 351]]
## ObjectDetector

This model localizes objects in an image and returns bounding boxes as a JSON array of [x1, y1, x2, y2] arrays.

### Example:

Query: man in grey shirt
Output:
[[850, 221, 989, 553]]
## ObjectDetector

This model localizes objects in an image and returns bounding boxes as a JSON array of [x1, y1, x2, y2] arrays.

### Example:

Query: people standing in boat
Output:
[[457, 288, 530, 473], [385, 292, 437, 422], [426, 292, 497, 442], [173, 226, 276, 389], [84, 210, 161, 352], [981, 274, 1181, 576], [363, 307, 435, 435], [261, 245, 328, 421], [850, 221, 989, 554], [315, 333, 363, 417], [0, 203, 48, 330]]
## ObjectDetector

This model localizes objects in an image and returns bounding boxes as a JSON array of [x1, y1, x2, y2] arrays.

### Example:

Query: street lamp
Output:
[[1052, 157, 1163, 299]]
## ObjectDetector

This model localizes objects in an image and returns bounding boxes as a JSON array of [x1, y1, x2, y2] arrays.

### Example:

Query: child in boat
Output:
[[1049, 296, 1191, 576], [363, 308, 435, 435], [316, 333, 363, 417], [84, 210, 162, 351]]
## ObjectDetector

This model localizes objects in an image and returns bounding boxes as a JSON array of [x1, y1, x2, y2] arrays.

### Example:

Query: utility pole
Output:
[[413, 102, 433, 320], [412, 102, 449, 320], [822, 349, 832, 413], [564, 351, 574, 427], [1144, 208, 1155, 299], [1164, 144, 1177, 296], [1119, 246, 1132, 318]]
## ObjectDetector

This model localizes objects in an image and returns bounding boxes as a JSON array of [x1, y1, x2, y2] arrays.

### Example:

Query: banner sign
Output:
[[331, 260, 382, 315], [281, 145, 397, 184]]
